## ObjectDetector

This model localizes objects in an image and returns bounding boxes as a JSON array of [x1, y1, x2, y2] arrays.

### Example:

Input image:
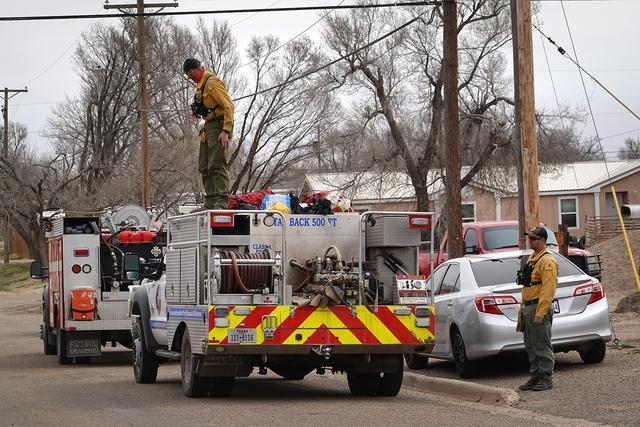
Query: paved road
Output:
[[0, 289, 610, 427]]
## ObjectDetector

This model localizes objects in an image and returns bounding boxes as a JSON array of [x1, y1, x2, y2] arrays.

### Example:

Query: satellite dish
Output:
[[111, 204, 151, 230]]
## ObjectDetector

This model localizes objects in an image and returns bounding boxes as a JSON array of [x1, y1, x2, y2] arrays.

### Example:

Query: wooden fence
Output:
[[585, 216, 640, 246], [5, 232, 33, 260]]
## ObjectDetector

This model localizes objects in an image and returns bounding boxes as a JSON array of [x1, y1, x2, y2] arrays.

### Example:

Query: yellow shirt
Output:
[[197, 71, 235, 133], [521, 249, 559, 318]]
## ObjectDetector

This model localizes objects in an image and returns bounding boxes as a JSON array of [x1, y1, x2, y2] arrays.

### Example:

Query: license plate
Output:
[[227, 328, 257, 344], [68, 338, 101, 357], [552, 299, 560, 314]]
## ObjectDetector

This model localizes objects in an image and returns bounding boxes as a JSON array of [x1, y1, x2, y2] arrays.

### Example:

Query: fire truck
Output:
[[30, 205, 165, 364], [129, 209, 436, 397]]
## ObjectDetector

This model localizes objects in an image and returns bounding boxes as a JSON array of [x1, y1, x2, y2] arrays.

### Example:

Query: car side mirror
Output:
[[30, 260, 48, 279], [122, 253, 141, 281], [465, 245, 479, 255]]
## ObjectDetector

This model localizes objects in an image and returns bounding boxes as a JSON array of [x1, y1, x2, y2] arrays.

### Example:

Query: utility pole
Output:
[[511, 0, 540, 242], [104, 1, 178, 208], [443, 0, 463, 258], [137, 0, 151, 209], [2, 87, 28, 158], [1, 86, 28, 264]]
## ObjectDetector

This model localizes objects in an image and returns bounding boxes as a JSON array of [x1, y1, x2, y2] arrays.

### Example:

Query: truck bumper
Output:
[[204, 304, 435, 355], [205, 343, 434, 355]]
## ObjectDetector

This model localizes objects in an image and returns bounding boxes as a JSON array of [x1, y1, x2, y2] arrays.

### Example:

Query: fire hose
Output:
[[220, 250, 272, 294]]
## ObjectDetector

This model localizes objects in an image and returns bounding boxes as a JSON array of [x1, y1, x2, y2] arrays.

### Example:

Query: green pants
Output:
[[523, 303, 554, 379], [198, 117, 230, 209]]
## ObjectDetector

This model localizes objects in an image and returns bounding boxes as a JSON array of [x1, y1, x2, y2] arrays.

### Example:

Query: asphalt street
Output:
[[0, 289, 619, 427]]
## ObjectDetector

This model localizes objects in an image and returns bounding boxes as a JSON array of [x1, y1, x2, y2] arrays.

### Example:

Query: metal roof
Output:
[[304, 160, 640, 202]]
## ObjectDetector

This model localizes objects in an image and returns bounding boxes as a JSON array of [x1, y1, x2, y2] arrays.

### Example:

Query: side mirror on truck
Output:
[[464, 245, 479, 255], [122, 253, 141, 281], [30, 260, 48, 279]]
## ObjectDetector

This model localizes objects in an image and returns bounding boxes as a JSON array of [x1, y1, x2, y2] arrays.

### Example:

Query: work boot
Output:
[[518, 376, 539, 391], [532, 377, 553, 391]]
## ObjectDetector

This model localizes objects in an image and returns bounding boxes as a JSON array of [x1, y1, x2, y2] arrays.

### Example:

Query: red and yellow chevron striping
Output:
[[208, 305, 435, 346]]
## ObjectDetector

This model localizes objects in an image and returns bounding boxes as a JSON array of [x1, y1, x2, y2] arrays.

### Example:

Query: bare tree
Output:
[[229, 35, 336, 193], [323, 1, 515, 212], [617, 137, 640, 160], [0, 123, 82, 261]]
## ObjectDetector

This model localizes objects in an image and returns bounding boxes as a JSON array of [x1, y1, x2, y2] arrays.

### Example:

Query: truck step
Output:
[[155, 349, 181, 361]]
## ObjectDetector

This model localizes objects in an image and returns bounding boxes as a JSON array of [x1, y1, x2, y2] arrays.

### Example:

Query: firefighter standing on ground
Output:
[[183, 58, 235, 209], [517, 226, 559, 391]]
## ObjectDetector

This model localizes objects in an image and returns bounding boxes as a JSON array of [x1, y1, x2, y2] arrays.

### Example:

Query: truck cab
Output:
[[419, 221, 601, 279]]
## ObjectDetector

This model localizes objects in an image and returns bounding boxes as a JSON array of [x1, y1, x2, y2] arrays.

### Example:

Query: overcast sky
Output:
[[1, 0, 639, 159]]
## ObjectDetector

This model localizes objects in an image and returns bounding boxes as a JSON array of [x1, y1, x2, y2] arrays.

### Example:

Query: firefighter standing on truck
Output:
[[517, 226, 559, 392], [183, 58, 235, 209]]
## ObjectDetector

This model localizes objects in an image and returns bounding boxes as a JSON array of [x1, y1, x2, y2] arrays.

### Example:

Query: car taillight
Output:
[[475, 295, 518, 315], [71, 264, 81, 274], [74, 248, 89, 257], [574, 283, 605, 304]]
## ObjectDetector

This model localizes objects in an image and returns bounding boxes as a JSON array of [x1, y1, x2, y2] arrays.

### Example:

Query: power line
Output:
[[22, 6, 104, 86], [533, 25, 640, 125], [0, 2, 441, 22], [533, 8, 581, 188], [237, 0, 347, 70], [229, 0, 286, 27], [558, 1, 611, 182], [232, 10, 428, 102]]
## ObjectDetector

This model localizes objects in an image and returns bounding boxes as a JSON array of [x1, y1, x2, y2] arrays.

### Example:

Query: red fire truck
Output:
[[31, 205, 165, 364]]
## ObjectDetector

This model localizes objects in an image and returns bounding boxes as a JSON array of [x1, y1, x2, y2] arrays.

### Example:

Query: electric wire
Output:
[[232, 11, 427, 102], [533, 24, 640, 126], [229, 0, 286, 27], [532, 20, 640, 179], [237, 0, 347, 70], [0, 2, 441, 22], [558, 1, 611, 182], [533, 9, 580, 187]]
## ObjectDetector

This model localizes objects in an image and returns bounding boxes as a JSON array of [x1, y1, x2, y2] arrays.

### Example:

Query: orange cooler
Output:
[[71, 287, 97, 320]]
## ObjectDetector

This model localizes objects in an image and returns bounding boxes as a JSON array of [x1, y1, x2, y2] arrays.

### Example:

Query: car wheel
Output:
[[404, 353, 429, 370], [42, 295, 56, 356], [451, 328, 477, 378], [377, 356, 404, 397], [181, 329, 210, 397], [42, 321, 56, 355], [579, 341, 606, 364], [347, 371, 379, 396], [132, 318, 158, 384]]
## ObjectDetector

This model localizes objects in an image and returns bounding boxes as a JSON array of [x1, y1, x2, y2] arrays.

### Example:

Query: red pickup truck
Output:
[[419, 221, 601, 279]]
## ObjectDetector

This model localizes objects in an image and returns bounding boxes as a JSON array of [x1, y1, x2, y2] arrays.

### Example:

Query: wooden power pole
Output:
[[511, 0, 540, 240], [2, 87, 28, 158], [1, 86, 28, 264], [104, 1, 178, 208], [137, 0, 151, 209], [443, 0, 463, 258]]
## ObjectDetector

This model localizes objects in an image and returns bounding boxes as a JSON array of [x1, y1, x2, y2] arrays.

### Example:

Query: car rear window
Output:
[[470, 252, 583, 287], [482, 225, 559, 250]]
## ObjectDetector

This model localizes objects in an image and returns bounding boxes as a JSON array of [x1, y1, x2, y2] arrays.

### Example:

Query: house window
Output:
[[559, 197, 579, 228], [462, 203, 476, 223]]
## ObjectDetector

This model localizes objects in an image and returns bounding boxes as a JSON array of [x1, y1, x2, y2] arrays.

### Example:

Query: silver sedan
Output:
[[406, 250, 612, 378]]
